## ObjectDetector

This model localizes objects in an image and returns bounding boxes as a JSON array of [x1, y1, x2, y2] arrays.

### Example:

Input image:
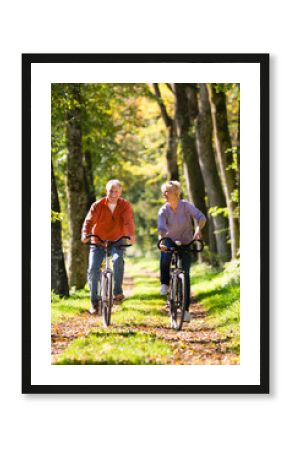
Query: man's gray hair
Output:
[[106, 179, 122, 190]]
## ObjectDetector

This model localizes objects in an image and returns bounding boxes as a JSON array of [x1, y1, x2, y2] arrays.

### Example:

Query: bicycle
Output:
[[157, 237, 204, 331], [87, 234, 132, 326]]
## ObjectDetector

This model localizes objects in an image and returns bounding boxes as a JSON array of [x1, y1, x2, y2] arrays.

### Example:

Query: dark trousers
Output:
[[160, 244, 191, 311]]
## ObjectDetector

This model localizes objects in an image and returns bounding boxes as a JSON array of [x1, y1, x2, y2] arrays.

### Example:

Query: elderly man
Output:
[[81, 180, 134, 314]]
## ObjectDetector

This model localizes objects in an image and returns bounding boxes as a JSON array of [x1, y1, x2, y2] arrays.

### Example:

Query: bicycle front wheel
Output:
[[171, 272, 186, 331], [101, 272, 113, 326]]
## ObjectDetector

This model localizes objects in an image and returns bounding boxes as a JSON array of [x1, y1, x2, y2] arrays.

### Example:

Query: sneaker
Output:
[[89, 304, 98, 315], [183, 311, 190, 322], [162, 301, 170, 312], [160, 284, 169, 295], [113, 294, 125, 304]]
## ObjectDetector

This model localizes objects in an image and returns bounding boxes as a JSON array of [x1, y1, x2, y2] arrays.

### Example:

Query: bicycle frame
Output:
[[102, 243, 113, 274], [101, 243, 117, 323]]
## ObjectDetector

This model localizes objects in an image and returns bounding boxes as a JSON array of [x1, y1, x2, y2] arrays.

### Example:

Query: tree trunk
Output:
[[83, 147, 96, 209], [51, 160, 69, 297], [66, 84, 88, 289], [208, 84, 240, 258], [237, 95, 240, 215], [153, 83, 179, 180], [173, 83, 209, 247], [208, 213, 219, 267], [195, 84, 231, 263]]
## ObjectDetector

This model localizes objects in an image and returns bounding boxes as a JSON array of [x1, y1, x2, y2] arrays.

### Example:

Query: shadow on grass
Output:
[[190, 269, 222, 285], [55, 359, 161, 365], [127, 293, 162, 302], [196, 285, 237, 301], [69, 292, 90, 300], [120, 306, 165, 317], [197, 286, 239, 313], [52, 304, 89, 315], [215, 317, 240, 329], [89, 330, 137, 338], [190, 311, 207, 319]]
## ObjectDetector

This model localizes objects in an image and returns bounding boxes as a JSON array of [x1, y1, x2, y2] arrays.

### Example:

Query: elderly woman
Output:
[[157, 181, 206, 322]]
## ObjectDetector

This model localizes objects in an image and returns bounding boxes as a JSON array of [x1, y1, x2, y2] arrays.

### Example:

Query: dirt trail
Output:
[[51, 273, 239, 365], [51, 275, 134, 363], [151, 301, 238, 365]]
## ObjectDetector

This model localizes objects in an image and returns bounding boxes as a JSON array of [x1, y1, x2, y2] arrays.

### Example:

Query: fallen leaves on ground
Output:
[[51, 299, 239, 365]]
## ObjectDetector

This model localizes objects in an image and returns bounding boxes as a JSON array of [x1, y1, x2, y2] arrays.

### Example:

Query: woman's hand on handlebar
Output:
[[193, 229, 202, 240], [158, 236, 172, 252]]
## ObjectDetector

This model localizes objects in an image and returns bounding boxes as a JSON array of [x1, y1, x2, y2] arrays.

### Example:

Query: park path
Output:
[[51, 271, 239, 365], [51, 275, 135, 363]]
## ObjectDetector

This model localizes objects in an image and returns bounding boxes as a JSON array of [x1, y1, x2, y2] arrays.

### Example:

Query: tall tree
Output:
[[195, 84, 231, 263], [236, 95, 240, 210], [152, 83, 179, 180], [208, 84, 240, 258], [173, 83, 210, 252], [51, 160, 69, 297], [65, 84, 88, 289], [83, 145, 96, 210]]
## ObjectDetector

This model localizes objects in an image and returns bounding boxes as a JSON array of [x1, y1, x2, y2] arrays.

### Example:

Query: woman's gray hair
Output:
[[106, 179, 122, 191], [161, 180, 181, 196]]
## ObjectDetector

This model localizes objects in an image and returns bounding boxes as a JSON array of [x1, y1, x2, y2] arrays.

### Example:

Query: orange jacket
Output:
[[82, 197, 134, 243]]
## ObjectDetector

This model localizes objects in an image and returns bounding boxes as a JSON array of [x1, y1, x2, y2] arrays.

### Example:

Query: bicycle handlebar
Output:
[[157, 237, 204, 253], [86, 234, 132, 247]]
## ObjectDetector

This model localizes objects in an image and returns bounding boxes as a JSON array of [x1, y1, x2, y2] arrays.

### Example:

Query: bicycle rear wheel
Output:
[[170, 272, 186, 331], [101, 272, 113, 326]]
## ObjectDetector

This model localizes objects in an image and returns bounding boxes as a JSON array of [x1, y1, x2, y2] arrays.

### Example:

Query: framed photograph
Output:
[[22, 53, 269, 394]]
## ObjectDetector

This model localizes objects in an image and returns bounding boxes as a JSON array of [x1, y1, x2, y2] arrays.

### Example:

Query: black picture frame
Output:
[[22, 53, 269, 394]]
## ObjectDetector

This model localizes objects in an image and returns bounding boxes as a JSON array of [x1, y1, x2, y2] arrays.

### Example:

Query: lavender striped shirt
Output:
[[158, 200, 206, 244]]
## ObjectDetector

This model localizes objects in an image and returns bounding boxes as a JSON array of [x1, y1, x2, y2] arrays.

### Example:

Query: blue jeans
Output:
[[160, 240, 191, 311], [88, 245, 124, 306]]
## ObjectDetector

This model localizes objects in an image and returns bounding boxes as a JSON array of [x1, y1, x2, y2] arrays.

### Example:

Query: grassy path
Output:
[[51, 258, 240, 365]]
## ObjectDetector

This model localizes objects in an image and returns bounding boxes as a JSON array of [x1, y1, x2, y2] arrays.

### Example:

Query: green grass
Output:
[[113, 296, 168, 328], [56, 328, 172, 365], [191, 260, 240, 353], [51, 289, 91, 323], [52, 257, 240, 363]]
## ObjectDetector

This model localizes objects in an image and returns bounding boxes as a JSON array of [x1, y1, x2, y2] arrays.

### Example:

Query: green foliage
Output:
[[51, 82, 240, 257], [52, 82, 170, 254], [226, 84, 240, 151], [51, 210, 64, 223], [214, 83, 233, 93], [208, 205, 229, 218], [226, 145, 238, 172]]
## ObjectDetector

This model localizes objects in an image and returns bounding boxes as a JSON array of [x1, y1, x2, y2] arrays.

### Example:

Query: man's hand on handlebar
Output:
[[81, 234, 134, 245]]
